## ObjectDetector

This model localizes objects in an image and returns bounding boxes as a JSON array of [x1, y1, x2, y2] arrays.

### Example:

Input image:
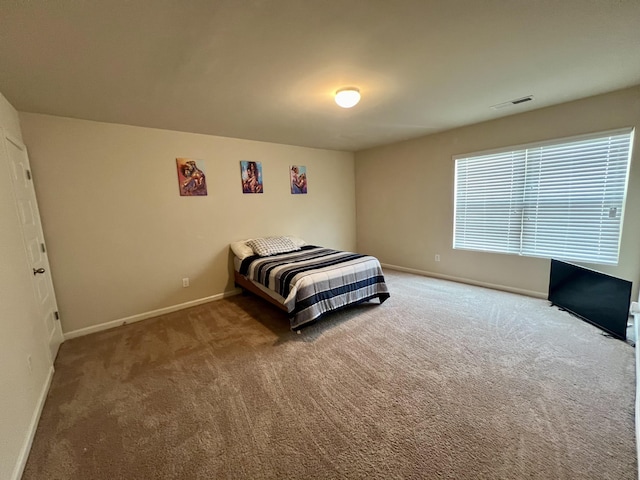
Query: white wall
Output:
[[19, 114, 356, 335], [356, 86, 640, 302], [0, 94, 23, 143], [0, 93, 53, 480]]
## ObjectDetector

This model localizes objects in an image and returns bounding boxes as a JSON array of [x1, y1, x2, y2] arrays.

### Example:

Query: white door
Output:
[[3, 131, 63, 362]]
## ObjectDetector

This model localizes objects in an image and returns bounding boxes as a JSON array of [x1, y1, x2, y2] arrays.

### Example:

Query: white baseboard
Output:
[[63, 289, 242, 340], [381, 263, 547, 299], [11, 365, 54, 480]]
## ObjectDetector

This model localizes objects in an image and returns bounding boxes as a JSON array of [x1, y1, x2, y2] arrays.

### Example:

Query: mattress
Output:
[[235, 246, 390, 329]]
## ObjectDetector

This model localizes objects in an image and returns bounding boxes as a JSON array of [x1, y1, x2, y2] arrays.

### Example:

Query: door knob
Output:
[[33, 268, 46, 275]]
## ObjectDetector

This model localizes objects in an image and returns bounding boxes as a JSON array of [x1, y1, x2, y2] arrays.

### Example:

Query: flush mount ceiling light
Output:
[[335, 87, 361, 108]]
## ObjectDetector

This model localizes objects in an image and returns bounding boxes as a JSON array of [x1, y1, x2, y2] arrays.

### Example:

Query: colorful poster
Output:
[[240, 160, 263, 194], [176, 158, 207, 196], [290, 165, 307, 194]]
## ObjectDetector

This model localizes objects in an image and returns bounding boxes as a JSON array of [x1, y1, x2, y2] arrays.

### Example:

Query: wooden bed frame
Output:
[[234, 271, 289, 313]]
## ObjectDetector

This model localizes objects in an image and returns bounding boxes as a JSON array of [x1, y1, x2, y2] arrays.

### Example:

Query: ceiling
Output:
[[1, 0, 639, 152]]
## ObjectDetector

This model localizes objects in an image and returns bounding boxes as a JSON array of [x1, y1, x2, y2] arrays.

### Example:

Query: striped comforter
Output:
[[239, 246, 390, 329]]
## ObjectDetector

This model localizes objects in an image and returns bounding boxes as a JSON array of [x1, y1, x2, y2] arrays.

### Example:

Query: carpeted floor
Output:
[[23, 270, 636, 479]]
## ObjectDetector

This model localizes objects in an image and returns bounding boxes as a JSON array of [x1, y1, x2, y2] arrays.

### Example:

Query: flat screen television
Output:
[[548, 259, 632, 341]]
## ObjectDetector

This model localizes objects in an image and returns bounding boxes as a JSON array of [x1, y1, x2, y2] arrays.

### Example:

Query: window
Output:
[[453, 129, 634, 265]]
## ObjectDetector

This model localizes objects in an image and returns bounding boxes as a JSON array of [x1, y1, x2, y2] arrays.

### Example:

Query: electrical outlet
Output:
[[182, 277, 190, 288], [27, 355, 33, 373], [435, 254, 441, 262]]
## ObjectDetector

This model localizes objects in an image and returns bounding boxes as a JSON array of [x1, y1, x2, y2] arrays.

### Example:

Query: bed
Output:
[[231, 236, 390, 330]]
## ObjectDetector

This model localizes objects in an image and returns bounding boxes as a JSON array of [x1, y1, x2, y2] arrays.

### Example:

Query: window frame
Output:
[[452, 127, 634, 265]]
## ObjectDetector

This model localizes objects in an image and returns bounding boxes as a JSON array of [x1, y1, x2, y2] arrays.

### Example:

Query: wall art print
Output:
[[240, 160, 263, 194], [290, 165, 307, 194], [176, 158, 207, 196]]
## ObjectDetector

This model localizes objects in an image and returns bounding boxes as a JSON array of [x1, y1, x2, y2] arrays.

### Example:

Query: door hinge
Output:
[[54, 311, 60, 320], [41, 243, 46, 253], [26, 169, 32, 180]]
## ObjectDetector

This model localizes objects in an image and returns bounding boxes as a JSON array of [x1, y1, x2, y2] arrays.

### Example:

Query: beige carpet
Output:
[[23, 270, 636, 479]]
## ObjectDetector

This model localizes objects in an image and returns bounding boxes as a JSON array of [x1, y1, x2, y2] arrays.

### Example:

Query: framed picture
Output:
[[240, 160, 263, 194], [176, 158, 207, 196], [290, 165, 307, 194]]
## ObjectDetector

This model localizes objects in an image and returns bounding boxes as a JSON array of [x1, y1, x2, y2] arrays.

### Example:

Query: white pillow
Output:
[[286, 236, 307, 247], [246, 236, 300, 257], [230, 240, 255, 260]]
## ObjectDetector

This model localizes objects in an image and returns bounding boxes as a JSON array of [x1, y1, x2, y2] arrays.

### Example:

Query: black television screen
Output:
[[548, 259, 632, 340]]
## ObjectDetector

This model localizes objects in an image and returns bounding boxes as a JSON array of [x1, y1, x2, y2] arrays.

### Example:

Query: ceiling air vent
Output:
[[491, 95, 534, 110]]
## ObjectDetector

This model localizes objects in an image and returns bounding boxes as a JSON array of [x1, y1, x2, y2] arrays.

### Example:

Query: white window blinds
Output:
[[454, 129, 634, 265]]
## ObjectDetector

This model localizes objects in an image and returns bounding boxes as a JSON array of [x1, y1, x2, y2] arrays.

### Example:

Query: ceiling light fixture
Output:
[[335, 87, 361, 108]]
